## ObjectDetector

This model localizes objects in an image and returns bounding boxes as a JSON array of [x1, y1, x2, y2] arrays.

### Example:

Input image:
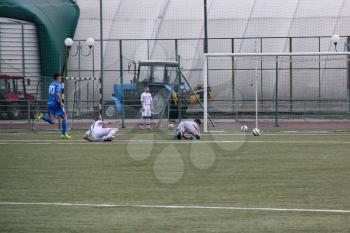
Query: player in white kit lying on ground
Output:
[[175, 119, 201, 140], [84, 115, 118, 142]]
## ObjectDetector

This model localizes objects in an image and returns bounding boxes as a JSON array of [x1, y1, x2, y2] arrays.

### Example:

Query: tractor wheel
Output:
[[152, 91, 167, 115], [104, 101, 141, 119], [123, 105, 140, 119], [104, 103, 116, 118], [7, 102, 21, 119]]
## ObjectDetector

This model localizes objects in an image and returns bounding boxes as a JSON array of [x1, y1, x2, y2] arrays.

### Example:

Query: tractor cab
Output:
[[135, 60, 179, 85], [0, 74, 35, 119], [0, 75, 22, 98], [113, 60, 189, 119]]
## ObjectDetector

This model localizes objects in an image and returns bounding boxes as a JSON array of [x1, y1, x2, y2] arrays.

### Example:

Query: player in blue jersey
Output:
[[35, 73, 71, 139]]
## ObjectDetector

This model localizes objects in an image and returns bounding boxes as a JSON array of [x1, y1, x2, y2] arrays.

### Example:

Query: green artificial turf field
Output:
[[0, 130, 350, 232]]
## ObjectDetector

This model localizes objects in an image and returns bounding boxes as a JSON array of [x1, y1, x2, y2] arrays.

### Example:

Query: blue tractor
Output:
[[111, 60, 190, 121]]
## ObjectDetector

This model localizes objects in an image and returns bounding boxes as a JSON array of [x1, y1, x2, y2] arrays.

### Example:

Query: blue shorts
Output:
[[48, 103, 65, 116]]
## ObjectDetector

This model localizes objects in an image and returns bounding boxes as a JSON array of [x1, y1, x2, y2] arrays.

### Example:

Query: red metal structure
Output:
[[0, 74, 35, 119]]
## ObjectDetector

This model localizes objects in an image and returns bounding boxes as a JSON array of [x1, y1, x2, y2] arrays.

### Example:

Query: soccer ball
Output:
[[252, 128, 261, 136], [240, 125, 249, 132], [168, 123, 175, 129]]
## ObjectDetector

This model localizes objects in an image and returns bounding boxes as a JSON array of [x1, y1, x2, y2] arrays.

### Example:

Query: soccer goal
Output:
[[63, 76, 102, 128], [203, 52, 350, 132]]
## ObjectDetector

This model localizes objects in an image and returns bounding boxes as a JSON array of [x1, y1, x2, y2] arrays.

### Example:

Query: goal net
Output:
[[203, 52, 350, 132]]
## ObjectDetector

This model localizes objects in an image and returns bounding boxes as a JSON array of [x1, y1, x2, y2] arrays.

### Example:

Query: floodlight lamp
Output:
[[331, 34, 340, 45], [86, 37, 95, 48], [64, 38, 74, 47]]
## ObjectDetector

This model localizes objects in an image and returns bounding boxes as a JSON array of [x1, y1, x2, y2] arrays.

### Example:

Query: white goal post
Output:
[[203, 51, 350, 132]]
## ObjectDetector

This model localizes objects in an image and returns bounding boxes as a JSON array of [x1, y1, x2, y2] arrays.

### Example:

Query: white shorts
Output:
[[91, 128, 114, 141], [142, 105, 152, 117], [178, 126, 196, 135]]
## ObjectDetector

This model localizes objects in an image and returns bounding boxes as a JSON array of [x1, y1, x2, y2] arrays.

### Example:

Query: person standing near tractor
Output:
[[139, 86, 153, 129]]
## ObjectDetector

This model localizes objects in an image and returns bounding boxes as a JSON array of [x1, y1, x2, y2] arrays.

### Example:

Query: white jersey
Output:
[[141, 92, 152, 106], [87, 120, 116, 142], [177, 121, 200, 135], [88, 120, 103, 132]]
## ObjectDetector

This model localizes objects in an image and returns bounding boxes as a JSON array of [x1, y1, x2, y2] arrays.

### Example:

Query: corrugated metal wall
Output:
[[0, 18, 41, 96]]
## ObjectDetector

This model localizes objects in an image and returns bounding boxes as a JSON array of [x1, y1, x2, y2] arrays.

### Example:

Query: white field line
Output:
[[0, 139, 350, 145], [0, 202, 349, 214], [2, 132, 350, 136]]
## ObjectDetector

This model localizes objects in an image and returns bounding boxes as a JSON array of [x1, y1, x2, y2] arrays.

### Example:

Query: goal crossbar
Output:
[[204, 52, 350, 58], [203, 51, 350, 132]]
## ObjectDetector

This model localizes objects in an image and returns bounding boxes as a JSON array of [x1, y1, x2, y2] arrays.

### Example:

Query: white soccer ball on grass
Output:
[[168, 123, 175, 129], [252, 128, 261, 136]]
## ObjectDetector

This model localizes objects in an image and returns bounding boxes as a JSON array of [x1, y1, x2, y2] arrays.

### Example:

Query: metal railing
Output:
[[1, 35, 349, 130]]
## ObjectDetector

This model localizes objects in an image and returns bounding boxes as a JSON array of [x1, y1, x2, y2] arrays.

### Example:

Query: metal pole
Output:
[[27, 100, 30, 124], [255, 56, 258, 129], [260, 37, 263, 111], [87, 82, 89, 112], [289, 37, 293, 112], [77, 42, 81, 118], [231, 38, 235, 113], [21, 24, 29, 121], [92, 47, 95, 109], [275, 56, 279, 127], [347, 36, 350, 113], [206, 52, 350, 57], [204, 56, 208, 132], [21, 24, 25, 78], [71, 81, 77, 129], [119, 40, 125, 128], [78, 42, 81, 78], [99, 0, 104, 118], [175, 39, 178, 57], [173, 39, 178, 121], [64, 47, 68, 77], [203, 0, 208, 54], [147, 40, 150, 60], [318, 37, 321, 114], [64, 46, 68, 129], [177, 55, 182, 121], [202, 0, 211, 110], [0, 30, 2, 73]]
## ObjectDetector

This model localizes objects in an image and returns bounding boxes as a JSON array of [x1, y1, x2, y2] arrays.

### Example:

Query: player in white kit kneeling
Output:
[[139, 86, 153, 129], [175, 119, 201, 140], [84, 115, 118, 142]]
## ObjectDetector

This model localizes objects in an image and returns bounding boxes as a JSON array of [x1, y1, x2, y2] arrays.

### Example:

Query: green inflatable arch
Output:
[[0, 0, 79, 94]]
